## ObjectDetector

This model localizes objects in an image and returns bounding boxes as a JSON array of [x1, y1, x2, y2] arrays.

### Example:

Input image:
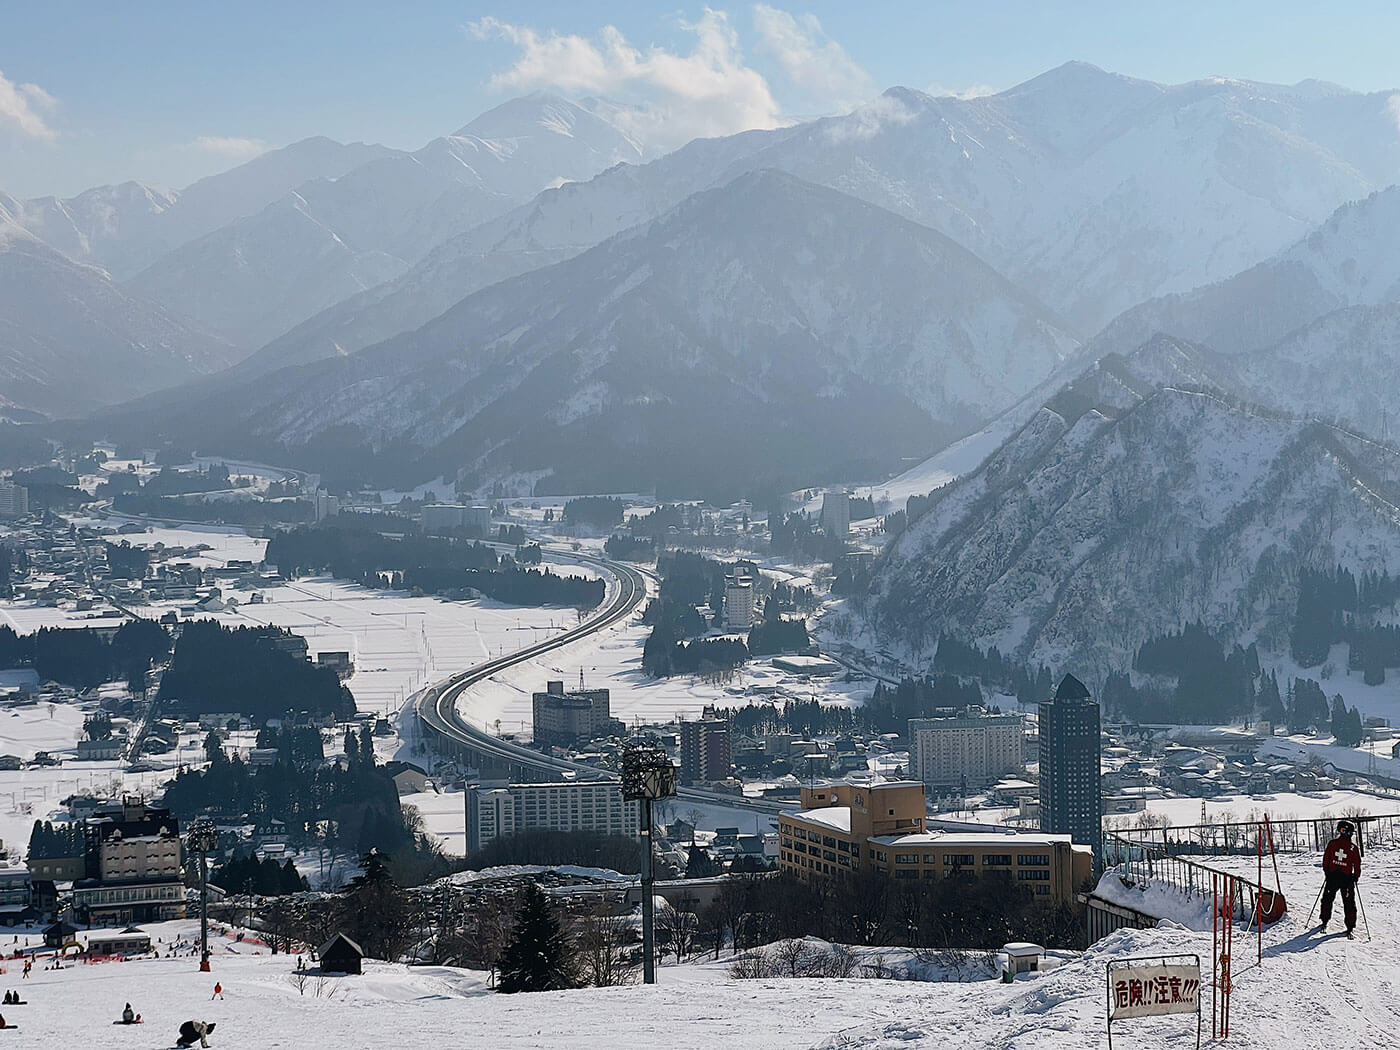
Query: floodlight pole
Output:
[[621, 742, 675, 987], [188, 820, 217, 972], [199, 848, 211, 972], [641, 794, 656, 985]]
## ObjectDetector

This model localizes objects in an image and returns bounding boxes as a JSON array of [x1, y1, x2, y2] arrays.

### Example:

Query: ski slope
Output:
[[1, 848, 1393, 1048]]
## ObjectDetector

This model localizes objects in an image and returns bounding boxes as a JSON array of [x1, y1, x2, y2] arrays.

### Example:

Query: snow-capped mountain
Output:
[[868, 341, 1400, 674], [137, 171, 1078, 496], [254, 126, 783, 371], [0, 210, 237, 416], [3, 137, 395, 279], [122, 94, 645, 349], [264, 63, 1400, 370], [1092, 186, 1400, 358]]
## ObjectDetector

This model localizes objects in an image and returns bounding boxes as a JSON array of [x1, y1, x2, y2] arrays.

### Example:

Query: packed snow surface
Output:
[[1, 848, 1395, 1047]]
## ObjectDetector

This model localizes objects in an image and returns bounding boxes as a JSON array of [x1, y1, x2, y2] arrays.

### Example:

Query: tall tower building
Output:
[[1038, 673, 1101, 857], [679, 716, 732, 784]]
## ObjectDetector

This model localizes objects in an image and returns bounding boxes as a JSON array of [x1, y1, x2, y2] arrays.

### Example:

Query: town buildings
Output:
[[421, 503, 493, 534], [680, 715, 732, 784], [820, 489, 850, 537], [1038, 674, 1103, 856], [531, 680, 623, 748], [0, 481, 28, 519], [777, 780, 1090, 907], [723, 572, 755, 630], [70, 798, 186, 924], [465, 780, 640, 852], [909, 712, 1025, 792]]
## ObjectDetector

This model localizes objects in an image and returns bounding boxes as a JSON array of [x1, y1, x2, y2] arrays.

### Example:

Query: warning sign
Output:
[[1109, 962, 1201, 1019]]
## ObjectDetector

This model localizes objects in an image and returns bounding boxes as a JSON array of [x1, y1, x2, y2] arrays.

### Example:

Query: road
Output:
[[414, 548, 790, 817]]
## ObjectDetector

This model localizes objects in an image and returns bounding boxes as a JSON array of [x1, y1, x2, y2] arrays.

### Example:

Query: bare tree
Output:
[[655, 904, 698, 963], [572, 899, 639, 987]]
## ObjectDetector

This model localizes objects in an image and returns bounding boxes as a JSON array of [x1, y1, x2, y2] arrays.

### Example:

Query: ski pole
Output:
[[1356, 884, 1369, 941], [1306, 879, 1325, 925]]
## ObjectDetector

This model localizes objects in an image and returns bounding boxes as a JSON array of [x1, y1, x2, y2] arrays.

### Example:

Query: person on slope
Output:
[[121, 1002, 135, 1024], [176, 1019, 216, 1047], [1319, 819, 1362, 937]]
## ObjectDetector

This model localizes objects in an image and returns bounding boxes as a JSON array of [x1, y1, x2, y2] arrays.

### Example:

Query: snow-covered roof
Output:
[[788, 807, 852, 833], [870, 830, 1073, 847]]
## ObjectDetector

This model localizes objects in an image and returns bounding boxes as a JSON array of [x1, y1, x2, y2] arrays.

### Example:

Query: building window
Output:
[[944, 854, 975, 866], [1017, 854, 1051, 867], [1017, 869, 1050, 881], [983, 855, 1012, 866], [894, 854, 920, 865]]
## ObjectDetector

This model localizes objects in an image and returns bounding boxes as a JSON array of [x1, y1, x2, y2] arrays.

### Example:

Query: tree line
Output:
[[267, 525, 603, 608], [157, 620, 354, 721], [0, 619, 170, 691]]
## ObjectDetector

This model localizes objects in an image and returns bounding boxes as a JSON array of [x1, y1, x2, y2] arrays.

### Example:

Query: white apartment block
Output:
[[910, 714, 1025, 792], [0, 482, 27, 519], [468, 780, 640, 851], [724, 574, 755, 631]]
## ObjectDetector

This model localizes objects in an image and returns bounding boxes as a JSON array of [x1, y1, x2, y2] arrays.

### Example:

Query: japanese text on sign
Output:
[[1109, 963, 1200, 1019]]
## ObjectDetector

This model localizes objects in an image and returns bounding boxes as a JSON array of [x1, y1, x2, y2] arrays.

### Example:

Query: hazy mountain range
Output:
[[5, 62, 1400, 507]]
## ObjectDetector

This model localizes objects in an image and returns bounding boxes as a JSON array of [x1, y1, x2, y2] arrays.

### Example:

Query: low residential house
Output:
[[77, 738, 125, 761], [88, 927, 152, 956], [319, 932, 365, 974], [44, 919, 79, 948], [384, 761, 430, 795]]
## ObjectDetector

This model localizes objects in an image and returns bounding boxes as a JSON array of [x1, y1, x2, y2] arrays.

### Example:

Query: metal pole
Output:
[[199, 849, 211, 972], [641, 795, 656, 985]]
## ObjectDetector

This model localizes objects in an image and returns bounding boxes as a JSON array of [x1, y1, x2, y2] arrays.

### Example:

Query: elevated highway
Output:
[[414, 548, 789, 817]]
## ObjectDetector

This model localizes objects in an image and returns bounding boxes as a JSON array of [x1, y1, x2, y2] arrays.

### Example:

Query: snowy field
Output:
[[455, 608, 872, 736], [0, 847, 1393, 1048]]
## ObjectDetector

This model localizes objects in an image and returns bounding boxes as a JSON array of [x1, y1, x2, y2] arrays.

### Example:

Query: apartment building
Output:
[[466, 780, 641, 852], [909, 713, 1025, 792], [777, 780, 1091, 907]]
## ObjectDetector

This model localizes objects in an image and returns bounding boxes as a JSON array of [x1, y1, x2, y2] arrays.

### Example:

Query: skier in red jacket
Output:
[[1319, 820, 1362, 937]]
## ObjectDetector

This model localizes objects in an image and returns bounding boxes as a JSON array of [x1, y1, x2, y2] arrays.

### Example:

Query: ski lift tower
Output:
[[621, 742, 677, 985], [187, 819, 218, 972]]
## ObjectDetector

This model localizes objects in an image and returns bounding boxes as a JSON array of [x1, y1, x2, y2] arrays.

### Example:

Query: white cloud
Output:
[[926, 82, 998, 100], [187, 136, 270, 161], [467, 10, 784, 152], [822, 92, 918, 144], [752, 5, 872, 111], [0, 69, 57, 141]]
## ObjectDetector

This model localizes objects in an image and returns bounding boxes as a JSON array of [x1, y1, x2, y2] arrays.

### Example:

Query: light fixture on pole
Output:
[[621, 742, 676, 985], [187, 819, 218, 972]]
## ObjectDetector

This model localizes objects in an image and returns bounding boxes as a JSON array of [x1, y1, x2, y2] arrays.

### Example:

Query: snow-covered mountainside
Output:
[[0, 211, 238, 416], [1092, 186, 1400, 358], [286, 61, 1400, 363], [2, 137, 394, 279], [870, 345, 1400, 674], [160, 171, 1078, 496], [122, 94, 644, 349]]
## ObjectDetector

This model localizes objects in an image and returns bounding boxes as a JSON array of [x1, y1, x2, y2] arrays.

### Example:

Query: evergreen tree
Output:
[[497, 881, 578, 993], [359, 724, 375, 765]]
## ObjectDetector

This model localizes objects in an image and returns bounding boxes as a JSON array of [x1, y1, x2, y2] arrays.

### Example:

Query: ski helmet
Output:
[[1338, 820, 1354, 836]]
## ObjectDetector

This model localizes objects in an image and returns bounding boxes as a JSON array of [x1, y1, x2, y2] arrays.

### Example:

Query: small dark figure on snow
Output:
[[211, 981, 223, 1000], [1320, 820, 1362, 936], [122, 1003, 134, 1024], [176, 1019, 216, 1047]]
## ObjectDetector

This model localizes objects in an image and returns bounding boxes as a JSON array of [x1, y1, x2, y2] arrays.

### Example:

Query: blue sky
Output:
[[3, 1, 1399, 198]]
